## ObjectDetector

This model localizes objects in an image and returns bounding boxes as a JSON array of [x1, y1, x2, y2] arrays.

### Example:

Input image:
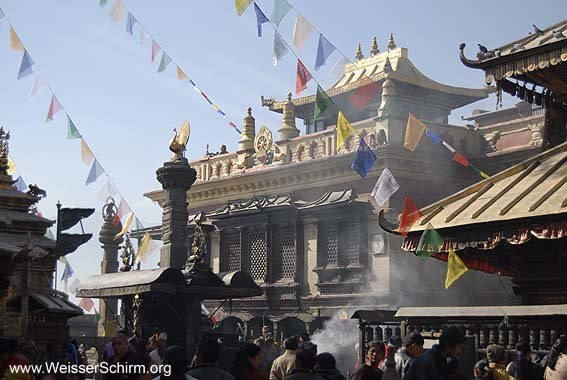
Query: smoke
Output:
[[311, 314, 359, 375]]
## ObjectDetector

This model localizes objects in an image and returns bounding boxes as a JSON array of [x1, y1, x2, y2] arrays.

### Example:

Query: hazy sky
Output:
[[0, 0, 562, 307]]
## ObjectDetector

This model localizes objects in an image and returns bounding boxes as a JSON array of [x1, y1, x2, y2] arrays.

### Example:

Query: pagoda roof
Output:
[[459, 19, 567, 92], [263, 47, 487, 115]]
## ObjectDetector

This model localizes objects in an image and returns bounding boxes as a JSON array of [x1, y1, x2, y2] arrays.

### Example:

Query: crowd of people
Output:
[[1, 327, 567, 380]]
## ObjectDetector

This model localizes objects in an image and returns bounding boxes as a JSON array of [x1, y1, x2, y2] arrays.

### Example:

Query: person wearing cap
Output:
[[395, 332, 424, 380], [485, 344, 514, 380], [150, 333, 168, 367], [270, 336, 298, 380]]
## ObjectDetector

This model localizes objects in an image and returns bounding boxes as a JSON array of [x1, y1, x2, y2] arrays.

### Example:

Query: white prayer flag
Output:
[[371, 168, 400, 207], [68, 278, 82, 295], [291, 15, 313, 51], [29, 74, 48, 100], [272, 31, 289, 66]]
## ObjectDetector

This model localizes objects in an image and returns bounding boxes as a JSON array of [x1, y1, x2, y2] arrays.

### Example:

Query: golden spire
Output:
[[355, 43, 364, 60], [370, 36, 380, 56], [387, 33, 396, 51]]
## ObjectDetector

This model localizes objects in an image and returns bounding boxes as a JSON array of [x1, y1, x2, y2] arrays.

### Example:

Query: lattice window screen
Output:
[[248, 231, 267, 281], [340, 221, 360, 265], [327, 222, 338, 266], [223, 232, 241, 272], [276, 228, 296, 280]]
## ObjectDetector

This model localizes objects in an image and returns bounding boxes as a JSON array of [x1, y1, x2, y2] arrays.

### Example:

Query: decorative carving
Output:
[[119, 234, 134, 272], [102, 198, 119, 223], [27, 184, 47, 200], [0, 128, 10, 176], [168, 121, 191, 159], [255, 126, 273, 156]]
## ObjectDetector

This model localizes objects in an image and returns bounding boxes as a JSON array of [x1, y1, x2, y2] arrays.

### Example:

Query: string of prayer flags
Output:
[[371, 168, 400, 207], [17, 50, 34, 80], [86, 159, 105, 185], [109, 0, 126, 23], [68, 278, 82, 295], [350, 83, 380, 110], [470, 164, 490, 179], [314, 85, 332, 122], [157, 52, 172, 73], [115, 212, 134, 240], [315, 34, 336, 70], [81, 139, 95, 166], [59, 256, 75, 291], [15, 176, 26, 192], [403, 113, 427, 151], [176, 66, 188, 80], [272, 31, 289, 66], [296, 59, 313, 95], [416, 223, 443, 259], [445, 248, 468, 289], [271, 0, 292, 28], [351, 139, 377, 178], [254, 3, 269, 37], [126, 12, 136, 35], [29, 74, 47, 100], [336, 111, 355, 150], [292, 15, 313, 51], [452, 152, 469, 167], [139, 29, 149, 44], [117, 198, 132, 220], [0, 8, 5, 22], [329, 56, 350, 81], [399, 195, 422, 236], [135, 232, 159, 264], [235, 0, 253, 16], [425, 129, 442, 145], [45, 95, 63, 123], [79, 297, 95, 312], [10, 26, 24, 51], [151, 40, 160, 63], [99, 0, 109, 8], [96, 180, 117, 201], [67, 117, 82, 140]]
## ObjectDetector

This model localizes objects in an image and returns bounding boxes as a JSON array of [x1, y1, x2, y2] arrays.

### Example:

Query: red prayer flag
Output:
[[399, 196, 422, 236], [296, 59, 313, 95], [79, 297, 94, 312], [349, 83, 380, 110], [452, 152, 470, 167]]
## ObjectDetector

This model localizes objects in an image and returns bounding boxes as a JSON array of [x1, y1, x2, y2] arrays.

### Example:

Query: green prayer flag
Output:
[[314, 85, 332, 122], [158, 53, 172, 73], [99, 0, 108, 7], [135, 217, 144, 230], [416, 223, 443, 259], [67, 117, 82, 140]]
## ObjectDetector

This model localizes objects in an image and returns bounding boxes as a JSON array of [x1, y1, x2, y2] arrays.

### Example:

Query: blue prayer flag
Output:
[[126, 12, 136, 35], [86, 159, 105, 185], [15, 176, 27, 192], [426, 129, 442, 145], [315, 34, 336, 70], [17, 50, 34, 80], [61, 261, 75, 281], [254, 3, 269, 37], [351, 139, 377, 178]]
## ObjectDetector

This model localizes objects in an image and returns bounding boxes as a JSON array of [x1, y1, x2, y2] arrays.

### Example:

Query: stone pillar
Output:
[[156, 156, 197, 269], [239, 107, 256, 151], [278, 93, 300, 141], [98, 200, 123, 337]]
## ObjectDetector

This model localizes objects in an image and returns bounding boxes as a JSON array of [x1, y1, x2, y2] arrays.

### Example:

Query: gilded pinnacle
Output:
[[247, 107, 252, 116], [371, 36, 379, 56], [388, 33, 396, 51], [355, 43, 364, 60]]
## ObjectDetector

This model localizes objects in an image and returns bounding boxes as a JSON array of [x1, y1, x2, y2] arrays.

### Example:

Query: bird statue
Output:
[[477, 44, 488, 53], [532, 24, 544, 35], [553, 30, 565, 39], [168, 121, 191, 158]]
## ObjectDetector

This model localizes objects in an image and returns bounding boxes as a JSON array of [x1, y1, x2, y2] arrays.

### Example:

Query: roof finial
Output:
[[287, 92, 292, 102], [388, 33, 396, 51], [370, 36, 380, 56], [355, 43, 364, 60], [247, 106, 252, 116]]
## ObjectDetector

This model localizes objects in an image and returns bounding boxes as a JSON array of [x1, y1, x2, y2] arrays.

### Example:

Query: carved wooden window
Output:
[[326, 222, 339, 266], [247, 231, 267, 281], [275, 228, 296, 280], [339, 221, 360, 266], [319, 219, 360, 267], [221, 232, 241, 272]]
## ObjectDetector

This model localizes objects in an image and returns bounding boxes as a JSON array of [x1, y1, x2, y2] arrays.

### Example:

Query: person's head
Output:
[[284, 336, 299, 351], [162, 346, 185, 377], [261, 326, 270, 337], [299, 332, 310, 343], [366, 340, 385, 366], [112, 330, 129, 357], [515, 342, 531, 360], [403, 331, 425, 358], [438, 327, 466, 358], [486, 344, 507, 365], [295, 342, 318, 371], [157, 332, 168, 350], [265, 333, 274, 343], [547, 335, 567, 371], [232, 343, 262, 376], [197, 338, 222, 364], [314, 352, 336, 371]]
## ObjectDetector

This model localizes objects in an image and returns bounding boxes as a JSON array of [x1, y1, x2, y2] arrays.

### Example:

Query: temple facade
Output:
[[143, 37, 548, 339]]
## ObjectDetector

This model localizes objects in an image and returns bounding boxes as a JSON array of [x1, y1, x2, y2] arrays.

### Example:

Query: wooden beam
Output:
[[445, 183, 494, 223], [529, 175, 567, 211]]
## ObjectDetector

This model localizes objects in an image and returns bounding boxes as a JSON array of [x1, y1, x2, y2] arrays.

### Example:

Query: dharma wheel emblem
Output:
[[254, 126, 273, 156]]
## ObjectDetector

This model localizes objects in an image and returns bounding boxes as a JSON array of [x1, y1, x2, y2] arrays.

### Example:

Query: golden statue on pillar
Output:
[[168, 121, 191, 158]]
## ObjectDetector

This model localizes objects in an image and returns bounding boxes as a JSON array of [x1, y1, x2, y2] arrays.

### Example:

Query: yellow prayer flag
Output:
[[135, 232, 159, 265], [235, 0, 253, 15], [114, 212, 134, 240], [7, 156, 16, 176], [109, 0, 126, 22], [10, 26, 25, 52], [81, 139, 94, 166], [403, 113, 427, 152], [176, 66, 188, 80], [336, 111, 355, 151], [445, 248, 468, 289]]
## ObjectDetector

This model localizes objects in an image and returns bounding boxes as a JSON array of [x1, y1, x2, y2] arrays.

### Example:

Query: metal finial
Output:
[[287, 92, 292, 101], [383, 56, 392, 73], [247, 107, 252, 116], [355, 43, 364, 60], [388, 33, 396, 51], [371, 36, 379, 56]]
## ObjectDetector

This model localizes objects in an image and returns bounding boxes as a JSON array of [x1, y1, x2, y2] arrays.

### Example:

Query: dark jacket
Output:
[[284, 368, 325, 380], [187, 364, 235, 380], [348, 364, 383, 380], [315, 368, 347, 380], [406, 345, 448, 380], [395, 349, 415, 380]]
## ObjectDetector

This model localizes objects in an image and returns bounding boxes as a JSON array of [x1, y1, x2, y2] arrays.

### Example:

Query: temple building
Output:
[[142, 35, 550, 339]]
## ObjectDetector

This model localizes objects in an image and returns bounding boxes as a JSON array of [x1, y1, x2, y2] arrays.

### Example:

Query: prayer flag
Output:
[[60, 257, 75, 282], [351, 139, 377, 178], [99, 0, 108, 7], [109, 0, 126, 22], [254, 3, 269, 37], [315, 34, 336, 70], [126, 12, 136, 35], [350, 83, 380, 110], [416, 223, 443, 259], [403, 113, 426, 151], [7, 156, 16, 175], [117, 199, 132, 219], [314, 85, 332, 122], [271, 0, 292, 28], [157, 52, 172, 73], [445, 248, 468, 289], [10, 26, 24, 51], [17, 50, 34, 80], [151, 40, 160, 63], [0, 9, 5, 21], [371, 168, 400, 207], [115, 212, 134, 240], [272, 31, 289, 66], [135, 232, 159, 264], [235, 0, 253, 15], [44, 227, 55, 240], [425, 129, 442, 145], [176, 65, 188, 80], [45, 95, 63, 123], [292, 15, 313, 51], [296, 59, 312, 95], [139, 29, 148, 44], [399, 196, 422, 236], [86, 159, 105, 185], [81, 139, 94, 166], [96, 180, 117, 201], [336, 111, 355, 151], [329, 56, 349, 81], [68, 278, 81, 295], [79, 298, 94, 312], [67, 116, 82, 140], [452, 152, 469, 167], [15, 176, 26, 192], [29, 74, 47, 100], [442, 141, 456, 154]]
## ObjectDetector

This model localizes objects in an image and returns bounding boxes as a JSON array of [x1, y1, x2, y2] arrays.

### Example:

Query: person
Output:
[[544, 335, 567, 379], [406, 326, 466, 380], [284, 342, 323, 380], [473, 358, 490, 380], [299, 334, 310, 345], [270, 337, 298, 380], [152, 345, 197, 380], [0, 338, 32, 380], [348, 340, 384, 380], [104, 330, 149, 380], [258, 334, 280, 379], [506, 342, 539, 380], [150, 333, 168, 367], [314, 353, 346, 380], [484, 344, 514, 380], [232, 343, 265, 380], [395, 332, 424, 380], [187, 338, 234, 380]]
